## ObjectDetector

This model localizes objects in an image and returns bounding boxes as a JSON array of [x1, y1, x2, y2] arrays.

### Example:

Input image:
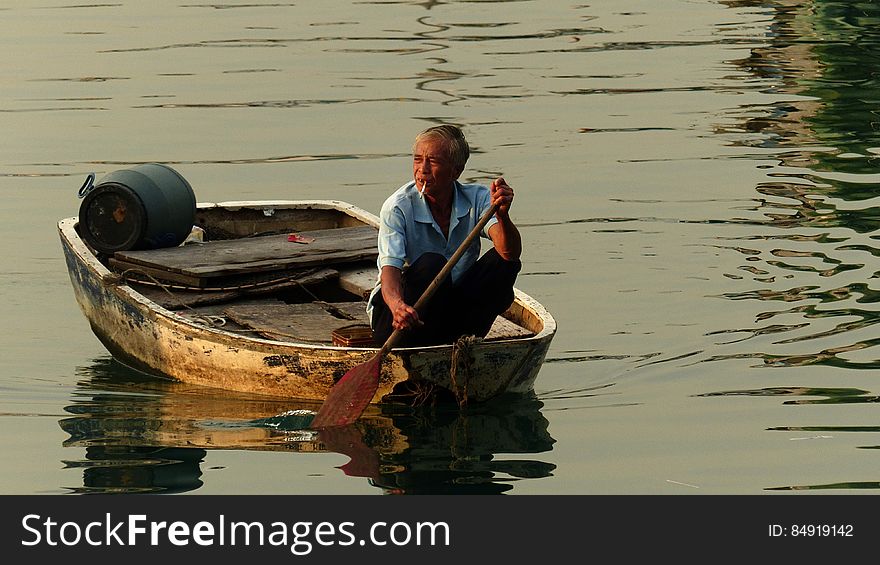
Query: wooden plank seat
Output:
[[485, 315, 535, 340], [337, 264, 378, 300], [112, 225, 378, 287]]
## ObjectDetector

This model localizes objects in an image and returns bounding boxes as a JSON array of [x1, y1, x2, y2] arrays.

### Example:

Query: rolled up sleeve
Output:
[[477, 188, 498, 238], [378, 202, 407, 270]]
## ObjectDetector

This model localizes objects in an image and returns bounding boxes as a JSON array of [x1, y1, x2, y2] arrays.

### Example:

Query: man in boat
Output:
[[367, 124, 521, 347]]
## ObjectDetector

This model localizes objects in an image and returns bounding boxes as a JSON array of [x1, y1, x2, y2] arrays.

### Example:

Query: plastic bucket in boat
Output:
[[78, 163, 197, 254]]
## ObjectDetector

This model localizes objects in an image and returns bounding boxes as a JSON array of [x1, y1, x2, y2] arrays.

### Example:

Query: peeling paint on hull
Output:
[[58, 200, 557, 404]]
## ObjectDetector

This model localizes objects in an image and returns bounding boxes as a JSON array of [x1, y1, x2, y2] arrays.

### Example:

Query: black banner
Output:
[[1, 495, 875, 562]]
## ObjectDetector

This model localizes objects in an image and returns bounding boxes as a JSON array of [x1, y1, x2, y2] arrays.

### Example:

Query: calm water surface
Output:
[[3, 0, 880, 494]]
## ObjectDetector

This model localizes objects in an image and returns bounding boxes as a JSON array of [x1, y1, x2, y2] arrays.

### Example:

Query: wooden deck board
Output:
[[223, 301, 368, 343], [178, 296, 532, 344]]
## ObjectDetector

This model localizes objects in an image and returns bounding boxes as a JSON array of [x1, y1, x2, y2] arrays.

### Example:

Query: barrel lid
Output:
[[78, 183, 147, 254]]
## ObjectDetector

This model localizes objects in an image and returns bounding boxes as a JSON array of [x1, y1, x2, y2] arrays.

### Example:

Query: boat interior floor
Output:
[[146, 292, 533, 346], [109, 225, 534, 346]]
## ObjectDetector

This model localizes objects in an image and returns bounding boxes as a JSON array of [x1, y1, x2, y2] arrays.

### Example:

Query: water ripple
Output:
[[134, 97, 420, 109], [697, 386, 877, 405]]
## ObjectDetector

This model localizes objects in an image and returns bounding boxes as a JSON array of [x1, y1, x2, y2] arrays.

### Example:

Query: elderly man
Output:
[[367, 125, 521, 347]]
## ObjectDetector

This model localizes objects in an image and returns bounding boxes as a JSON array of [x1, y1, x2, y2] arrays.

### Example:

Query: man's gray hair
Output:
[[413, 125, 470, 170]]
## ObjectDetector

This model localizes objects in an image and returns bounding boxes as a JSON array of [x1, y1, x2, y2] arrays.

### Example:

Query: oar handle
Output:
[[380, 202, 500, 355]]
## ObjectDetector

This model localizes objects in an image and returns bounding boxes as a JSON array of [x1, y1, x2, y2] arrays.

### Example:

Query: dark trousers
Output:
[[371, 248, 521, 347]]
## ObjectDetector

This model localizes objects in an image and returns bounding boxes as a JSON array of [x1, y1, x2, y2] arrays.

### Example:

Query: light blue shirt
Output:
[[366, 180, 498, 325]]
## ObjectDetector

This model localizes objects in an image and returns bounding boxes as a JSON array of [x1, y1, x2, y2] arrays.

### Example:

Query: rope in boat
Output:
[[117, 268, 233, 328], [383, 335, 482, 407], [289, 280, 359, 321], [409, 381, 438, 407], [450, 334, 481, 408]]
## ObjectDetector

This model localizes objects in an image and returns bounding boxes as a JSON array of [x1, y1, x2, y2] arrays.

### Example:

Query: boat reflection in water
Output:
[[60, 357, 556, 494]]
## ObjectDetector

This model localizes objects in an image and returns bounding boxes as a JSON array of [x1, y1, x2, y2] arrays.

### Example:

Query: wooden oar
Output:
[[310, 201, 500, 428]]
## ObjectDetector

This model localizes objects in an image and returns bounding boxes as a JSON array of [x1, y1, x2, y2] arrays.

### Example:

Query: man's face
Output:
[[412, 137, 462, 198]]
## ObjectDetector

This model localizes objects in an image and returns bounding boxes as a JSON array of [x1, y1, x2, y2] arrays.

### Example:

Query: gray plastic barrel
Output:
[[78, 163, 196, 254]]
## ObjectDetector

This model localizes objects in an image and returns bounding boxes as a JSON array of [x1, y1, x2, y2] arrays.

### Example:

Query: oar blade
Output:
[[310, 355, 381, 428]]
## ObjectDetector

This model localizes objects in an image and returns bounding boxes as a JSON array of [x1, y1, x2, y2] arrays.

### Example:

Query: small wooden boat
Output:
[[58, 199, 556, 404]]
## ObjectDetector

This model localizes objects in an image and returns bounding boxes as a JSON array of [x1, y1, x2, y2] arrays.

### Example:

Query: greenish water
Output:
[[2, 0, 880, 494]]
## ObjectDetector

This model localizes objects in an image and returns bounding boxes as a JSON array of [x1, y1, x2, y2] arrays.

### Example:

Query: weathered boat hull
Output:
[[58, 200, 557, 404]]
